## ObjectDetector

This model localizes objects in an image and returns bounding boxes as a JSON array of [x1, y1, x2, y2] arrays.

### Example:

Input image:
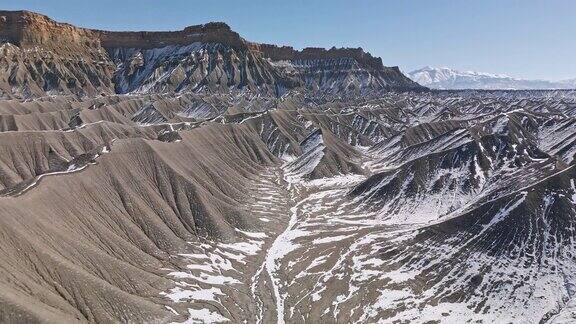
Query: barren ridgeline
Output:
[[0, 9, 575, 324]]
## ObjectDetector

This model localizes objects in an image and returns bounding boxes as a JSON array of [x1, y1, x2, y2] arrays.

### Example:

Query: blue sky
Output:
[[3, 0, 575, 80]]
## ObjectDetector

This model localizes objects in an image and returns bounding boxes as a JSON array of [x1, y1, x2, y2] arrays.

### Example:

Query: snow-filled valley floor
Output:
[[156, 91, 576, 323]]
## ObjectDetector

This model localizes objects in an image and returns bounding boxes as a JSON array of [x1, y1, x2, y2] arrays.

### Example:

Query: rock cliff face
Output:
[[96, 22, 247, 50], [252, 44, 416, 95], [0, 11, 115, 98], [0, 10, 423, 98], [254, 44, 385, 71], [0, 10, 102, 57], [0, 11, 241, 51], [109, 43, 296, 95]]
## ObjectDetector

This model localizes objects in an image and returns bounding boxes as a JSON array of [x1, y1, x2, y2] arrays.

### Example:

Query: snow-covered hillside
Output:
[[408, 66, 576, 90]]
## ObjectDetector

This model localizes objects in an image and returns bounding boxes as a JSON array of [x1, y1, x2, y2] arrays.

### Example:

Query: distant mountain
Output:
[[560, 78, 576, 88], [408, 66, 575, 90]]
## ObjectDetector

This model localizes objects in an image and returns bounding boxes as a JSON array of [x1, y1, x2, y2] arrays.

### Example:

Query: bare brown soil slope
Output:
[[0, 88, 575, 323], [0, 122, 279, 323]]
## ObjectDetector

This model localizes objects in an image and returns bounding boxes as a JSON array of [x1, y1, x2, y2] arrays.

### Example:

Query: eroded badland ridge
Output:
[[0, 9, 575, 324]]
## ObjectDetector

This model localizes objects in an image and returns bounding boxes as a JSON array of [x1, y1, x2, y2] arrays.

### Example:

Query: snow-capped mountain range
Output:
[[408, 66, 576, 90]]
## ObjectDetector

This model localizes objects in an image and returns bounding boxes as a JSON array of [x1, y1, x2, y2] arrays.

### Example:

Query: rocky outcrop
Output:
[[0, 11, 115, 98], [0, 11, 100, 53], [0, 10, 424, 98], [253, 44, 385, 71], [0, 11, 244, 51], [96, 22, 247, 50]]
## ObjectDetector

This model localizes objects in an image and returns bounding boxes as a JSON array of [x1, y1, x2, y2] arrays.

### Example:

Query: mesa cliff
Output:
[[0, 10, 423, 98]]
